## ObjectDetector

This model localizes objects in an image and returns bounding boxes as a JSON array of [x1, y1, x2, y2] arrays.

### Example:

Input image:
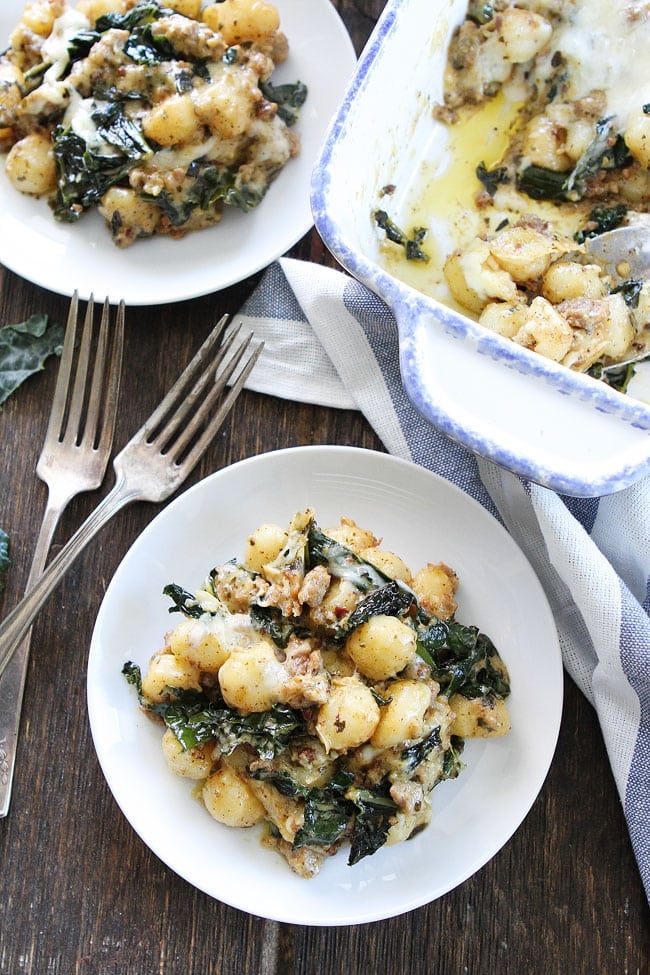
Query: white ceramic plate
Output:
[[0, 0, 356, 305], [311, 0, 650, 497], [87, 446, 563, 925]]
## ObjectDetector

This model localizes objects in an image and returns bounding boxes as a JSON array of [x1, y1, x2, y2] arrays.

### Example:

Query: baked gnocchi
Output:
[[124, 508, 511, 878], [0, 0, 306, 246], [374, 0, 650, 390]]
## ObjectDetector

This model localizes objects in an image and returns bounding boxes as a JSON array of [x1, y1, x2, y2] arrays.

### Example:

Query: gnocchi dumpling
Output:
[[345, 615, 418, 681]]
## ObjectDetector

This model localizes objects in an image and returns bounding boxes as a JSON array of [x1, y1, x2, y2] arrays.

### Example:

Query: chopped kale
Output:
[[52, 118, 151, 221], [95, 1, 170, 32], [251, 766, 398, 866], [611, 280, 643, 309], [294, 770, 356, 850], [162, 583, 203, 618], [150, 161, 269, 223], [565, 119, 631, 201], [516, 164, 569, 201], [122, 662, 305, 756], [91, 101, 153, 158], [574, 204, 628, 243], [476, 161, 509, 196], [307, 524, 391, 593], [123, 23, 177, 64], [401, 726, 442, 772], [66, 29, 101, 65], [347, 783, 399, 866], [518, 119, 632, 203], [441, 736, 465, 781], [65, 0, 171, 65], [587, 360, 638, 394], [338, 579, 417, 637], [373, 209, 429, 262], [249, 604, 297, 649], [259, 79, 308, 126], [416, 620, 510, 700]]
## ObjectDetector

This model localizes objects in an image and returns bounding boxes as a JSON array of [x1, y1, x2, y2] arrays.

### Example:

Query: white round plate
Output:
[[87, 446, 563, 925], [0, 1, 356, 305]]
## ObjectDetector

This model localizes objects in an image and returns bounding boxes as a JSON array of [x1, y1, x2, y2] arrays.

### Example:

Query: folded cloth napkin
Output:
[[235, 256, 650, 902]]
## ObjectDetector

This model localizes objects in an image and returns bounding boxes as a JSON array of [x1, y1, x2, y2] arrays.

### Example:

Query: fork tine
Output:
[[64, 294, 96, 444], [86, 299, 125, 452], [177, 339, 264, 475], [157, 325, 253, 457], [43, 291, 81, 443], [142, 314, 230, 442]]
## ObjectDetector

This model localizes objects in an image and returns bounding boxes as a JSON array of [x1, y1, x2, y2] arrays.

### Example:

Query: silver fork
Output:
[[0, 293, 124, 816], [0, 315, 262, 684]]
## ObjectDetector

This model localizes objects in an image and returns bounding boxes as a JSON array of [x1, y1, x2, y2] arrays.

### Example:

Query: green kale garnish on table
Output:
[[0, 313, 64, 408]]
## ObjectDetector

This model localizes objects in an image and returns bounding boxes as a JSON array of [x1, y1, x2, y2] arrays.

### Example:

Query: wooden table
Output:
[[1, 4, 649, 972]]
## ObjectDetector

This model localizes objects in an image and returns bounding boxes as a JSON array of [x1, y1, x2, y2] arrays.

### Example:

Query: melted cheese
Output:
[[42, 9, 90, 81], [539, 0, 650, 127]]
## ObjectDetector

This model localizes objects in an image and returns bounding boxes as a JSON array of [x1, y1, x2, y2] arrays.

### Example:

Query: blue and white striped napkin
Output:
[[236, 256, 650, 902]]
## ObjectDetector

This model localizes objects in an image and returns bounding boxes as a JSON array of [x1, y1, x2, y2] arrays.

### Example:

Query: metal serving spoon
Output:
[[584, 223, 650, 282], [584, 224, 650, 375]]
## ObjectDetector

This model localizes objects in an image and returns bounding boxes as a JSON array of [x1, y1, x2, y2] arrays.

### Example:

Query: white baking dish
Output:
[[311, 0, 650, 496]]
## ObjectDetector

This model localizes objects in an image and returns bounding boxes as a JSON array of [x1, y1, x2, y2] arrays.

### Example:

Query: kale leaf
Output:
[[307, 524, 392, 593], [249, 604, 297, 649], [151, 161, 269, 224], [347, 783, 398, 865], [0, 314, 64, 407], [611, 280, 643, 309], [162, 583, 203, 618], [66, 1, 171, 66], [401, 725, 442, 773], [574, 204, 628, 243], [95, 1, 170, 32], [565, 119, 630, 200], [416, 620, 510, 700], [441, 736, 465, 781], [122, 662, 304, 757], [52, 100, 152, 221], [373, 209, 429, 261], [253, 766, 398, 864], [91, 101, 153, 158], [518, 119, 632, 203], [294, 769, 355, 849], [259, 79, 308, 126], [516, 164, 569, 201], [337, 579, 417, 638], [588, 356, 648, 394], [124, 24, 176, 64], [476, 161, 509, 196]]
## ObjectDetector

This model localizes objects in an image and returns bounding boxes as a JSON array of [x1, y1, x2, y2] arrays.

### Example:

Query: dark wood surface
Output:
[[1, 4, 649, 973]]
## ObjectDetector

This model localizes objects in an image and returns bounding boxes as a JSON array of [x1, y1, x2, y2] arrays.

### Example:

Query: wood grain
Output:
[[0, 3, 648, 973]]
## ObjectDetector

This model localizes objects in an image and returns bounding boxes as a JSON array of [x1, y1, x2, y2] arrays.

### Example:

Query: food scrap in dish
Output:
[[0, 0, 306, 246], [375, 0, 650, 389], [123, 508, 511, 878]]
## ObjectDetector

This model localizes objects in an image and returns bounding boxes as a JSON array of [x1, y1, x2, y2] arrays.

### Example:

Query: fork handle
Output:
[[0, 499, 69, 815], [0, 473, 141, 683]]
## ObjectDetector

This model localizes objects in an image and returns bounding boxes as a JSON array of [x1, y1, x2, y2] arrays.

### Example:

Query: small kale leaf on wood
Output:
[[0, 314, 64, 408]]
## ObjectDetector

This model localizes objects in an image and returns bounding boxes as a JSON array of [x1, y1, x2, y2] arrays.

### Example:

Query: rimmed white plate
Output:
[[0, 1, 356, 305], [87, 446, 563, 925]]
